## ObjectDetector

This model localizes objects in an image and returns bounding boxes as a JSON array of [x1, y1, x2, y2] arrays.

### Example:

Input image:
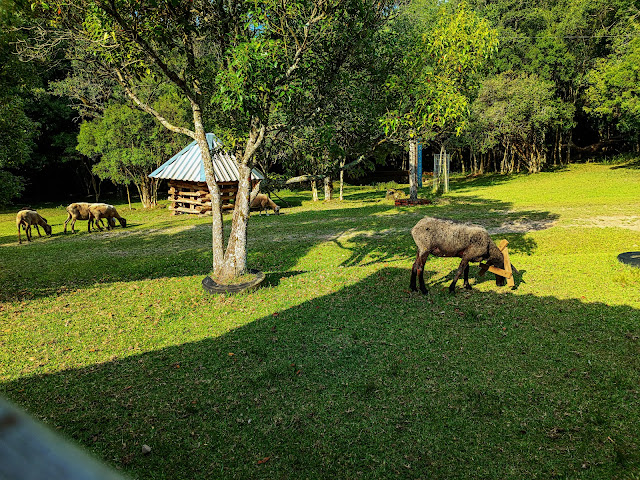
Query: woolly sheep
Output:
[[250, 193, 280, 216], [16, 209, 52, 244], [410, 216, 514, 294], [64, 202, 104, 233], [88, 203, 127, 231]]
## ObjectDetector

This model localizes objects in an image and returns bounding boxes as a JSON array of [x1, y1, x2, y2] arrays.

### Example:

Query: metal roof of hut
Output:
[[149, 133, 264, 183]]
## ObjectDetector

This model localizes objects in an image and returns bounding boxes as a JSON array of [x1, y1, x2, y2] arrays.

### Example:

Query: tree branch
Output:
[[114, 68, 195, 138]]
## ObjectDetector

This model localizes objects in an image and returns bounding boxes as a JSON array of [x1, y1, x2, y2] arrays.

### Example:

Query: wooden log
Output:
[[202, 193, 237, 201], [170, 206, 204, 214], [478, 239, 514, 286], [168, 189, 208, 197], [502, 242, 515, 287], [168, 197, 212, 206]]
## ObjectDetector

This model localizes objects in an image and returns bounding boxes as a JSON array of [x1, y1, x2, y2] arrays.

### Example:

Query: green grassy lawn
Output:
[[1, 162, 639, 479]]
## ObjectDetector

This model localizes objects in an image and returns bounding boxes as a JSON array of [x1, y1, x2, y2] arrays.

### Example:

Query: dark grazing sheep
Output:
[[16, 209, 52, 244], [410, 216, 514, 294]]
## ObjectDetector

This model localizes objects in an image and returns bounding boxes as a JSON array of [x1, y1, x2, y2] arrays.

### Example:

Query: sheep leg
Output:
[[26, 225, 32, 242], [17, 223, 22, 244], [410, 251, 429, 294], [463, 264, 472, 290], [449, 258, 470, 293], [34, 224, 42, 237], [63, 214, 71, 233]]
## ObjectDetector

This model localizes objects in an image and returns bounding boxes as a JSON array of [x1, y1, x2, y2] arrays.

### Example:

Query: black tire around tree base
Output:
[[201, 270, 266, 294]]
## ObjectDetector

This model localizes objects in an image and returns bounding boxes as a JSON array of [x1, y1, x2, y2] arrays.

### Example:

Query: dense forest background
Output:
[[1, 0, 638, 205]]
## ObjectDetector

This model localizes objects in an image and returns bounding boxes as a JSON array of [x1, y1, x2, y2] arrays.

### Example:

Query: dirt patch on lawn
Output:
[[564, 215, 640, 231], [489, 218, 557, 234]]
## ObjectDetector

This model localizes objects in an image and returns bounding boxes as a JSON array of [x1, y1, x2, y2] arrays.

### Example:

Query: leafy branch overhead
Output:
[[382, 1, 498, 141]]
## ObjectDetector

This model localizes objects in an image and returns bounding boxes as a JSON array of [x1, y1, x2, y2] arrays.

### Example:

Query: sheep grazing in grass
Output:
[[250, 193, 280, 216], [64, 202, 97, 233], [410, 216, 515, 294], [88, 203, 127, 231], [16, 209, 52, 244]]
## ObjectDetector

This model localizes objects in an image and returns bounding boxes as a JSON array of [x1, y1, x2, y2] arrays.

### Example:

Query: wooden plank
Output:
[[502, 244, 515, 287], [169, 189, 208, 197], [169, 180, 208, 191], [169, 206, 202, 214], [486, 265, 512, 278], [168, 197, 211, 206]]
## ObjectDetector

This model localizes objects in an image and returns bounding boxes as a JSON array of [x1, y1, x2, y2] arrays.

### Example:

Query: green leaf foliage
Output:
[[77, 90, 189, 207], [586, 35, 640, 132], [469, 71, 574, 172], [382, 1, 498, 141]]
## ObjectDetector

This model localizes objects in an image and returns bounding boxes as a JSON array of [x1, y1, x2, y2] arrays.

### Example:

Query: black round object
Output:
[[618, 252, 640, 268], [202, 270, 266, 294]]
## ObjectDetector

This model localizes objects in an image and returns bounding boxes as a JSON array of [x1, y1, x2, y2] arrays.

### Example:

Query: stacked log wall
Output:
[[168, 180, 237, 215]]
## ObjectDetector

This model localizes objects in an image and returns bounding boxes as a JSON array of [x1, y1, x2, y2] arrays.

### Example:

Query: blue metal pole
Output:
[[417, 142, 423, 188]]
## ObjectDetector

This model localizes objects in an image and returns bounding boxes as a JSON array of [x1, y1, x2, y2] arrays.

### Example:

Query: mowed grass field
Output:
[[1, 162, 639, 479]]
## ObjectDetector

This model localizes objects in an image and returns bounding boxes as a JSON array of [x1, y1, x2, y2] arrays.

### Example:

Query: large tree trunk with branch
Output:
[[215, 121, 265, 282], [24, 0, 401, 285]]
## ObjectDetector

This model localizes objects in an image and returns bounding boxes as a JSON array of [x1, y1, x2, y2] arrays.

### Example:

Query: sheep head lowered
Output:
[[16, 210, 52, 244], [410, 217, 512, 294], [250, 194, 280, 216]]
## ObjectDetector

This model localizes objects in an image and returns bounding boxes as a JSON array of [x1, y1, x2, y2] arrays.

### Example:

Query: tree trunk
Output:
[[151, 178, 159, 207], [324, 176, 333, 201], [311, 180, 319, 201], [193, 106, 225, 275], [216, 121, 266, 282], [218, 162, 251, 282], [408, 139, 418, 200], [137, 176, 154, 208], [339, 158, 345, 201], [442, 145, 449, 193], [126, 184, 132, 210]]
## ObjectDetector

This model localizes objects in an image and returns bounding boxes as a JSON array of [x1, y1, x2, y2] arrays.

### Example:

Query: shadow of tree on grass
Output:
[[1, 267, 639, 479]]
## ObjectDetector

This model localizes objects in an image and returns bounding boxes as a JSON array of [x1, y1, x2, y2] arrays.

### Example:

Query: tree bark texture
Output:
[[218, 162, 251, 282], [339, 158, 345, 201], [324, 176, 333, 201], [409, 139, 418, 200], [192, 108, 225, 275]]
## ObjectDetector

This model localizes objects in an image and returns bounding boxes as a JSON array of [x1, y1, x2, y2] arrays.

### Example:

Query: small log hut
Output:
[[150, 133, 264, 215]]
